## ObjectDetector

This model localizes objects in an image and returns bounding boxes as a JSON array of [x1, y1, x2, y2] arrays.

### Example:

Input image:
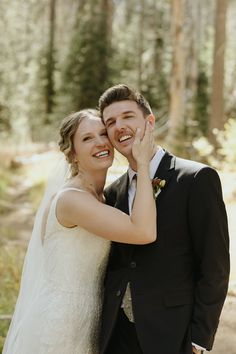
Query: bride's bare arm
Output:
[[57, 124, 156, 245], [130, 123, 156, 242]]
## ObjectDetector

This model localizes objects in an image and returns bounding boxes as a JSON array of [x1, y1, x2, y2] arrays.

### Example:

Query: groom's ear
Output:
[[147, 114, 155, 129]]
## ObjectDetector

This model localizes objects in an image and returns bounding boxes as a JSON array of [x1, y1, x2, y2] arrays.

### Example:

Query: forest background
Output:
[[0, 0, 236, 353]]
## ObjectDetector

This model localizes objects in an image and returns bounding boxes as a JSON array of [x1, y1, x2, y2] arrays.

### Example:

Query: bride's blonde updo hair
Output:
[[59, 109, 101, 177]]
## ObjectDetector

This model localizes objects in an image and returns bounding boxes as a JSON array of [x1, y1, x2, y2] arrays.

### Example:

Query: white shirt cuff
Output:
[[192, 342, 206, 351]]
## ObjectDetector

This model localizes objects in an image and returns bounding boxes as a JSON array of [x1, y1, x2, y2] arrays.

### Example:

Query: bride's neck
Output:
[[75, 169, 107, 200]]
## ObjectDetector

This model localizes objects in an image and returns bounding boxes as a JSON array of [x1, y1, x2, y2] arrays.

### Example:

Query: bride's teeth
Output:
[[119, 135, 131, 142], [95, 150, 109, 157]]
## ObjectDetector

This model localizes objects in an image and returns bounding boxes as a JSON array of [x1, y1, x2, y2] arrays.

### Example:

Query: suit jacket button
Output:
[[130, 261, 136, 268], [116, 290, 121, 297]]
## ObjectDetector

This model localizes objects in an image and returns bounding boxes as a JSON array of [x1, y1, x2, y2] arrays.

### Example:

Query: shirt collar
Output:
[[128, 146, 165, 184]]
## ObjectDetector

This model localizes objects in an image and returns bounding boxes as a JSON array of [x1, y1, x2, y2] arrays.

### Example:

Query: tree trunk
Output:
[[137, 0, 145, 89], [185, 0, 200, 127], [45, 0, 56, 115], [209, 0, 228, 142], [167, 0, 185, 151]]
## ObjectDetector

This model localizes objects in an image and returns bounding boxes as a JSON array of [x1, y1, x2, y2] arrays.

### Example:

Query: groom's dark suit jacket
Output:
[[100, 151, 230, 354]]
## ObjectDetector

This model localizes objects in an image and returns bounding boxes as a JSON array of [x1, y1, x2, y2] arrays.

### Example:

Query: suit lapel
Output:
[[114, 172, 129, 215], [153, 150, 176, 192], [110, 172, 134, 258]]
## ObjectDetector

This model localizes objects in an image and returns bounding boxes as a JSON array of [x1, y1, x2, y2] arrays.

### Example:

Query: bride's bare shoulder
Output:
[[56, 186, 98, 226]]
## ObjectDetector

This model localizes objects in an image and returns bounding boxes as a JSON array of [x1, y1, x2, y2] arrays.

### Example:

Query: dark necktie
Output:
[[122, 174, 137, 322]]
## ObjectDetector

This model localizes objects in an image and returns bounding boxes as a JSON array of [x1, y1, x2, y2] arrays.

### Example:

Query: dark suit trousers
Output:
[[105, 308, 143, 354]]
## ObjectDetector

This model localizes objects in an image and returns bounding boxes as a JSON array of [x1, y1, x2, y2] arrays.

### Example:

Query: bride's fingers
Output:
[[142, 121, 152, 143], [134, 122, 153, 148], [146, 121, 155, 145], [133, 127, 142, 146], [149, 127, 154, 146], [143, 122, 156, 154]]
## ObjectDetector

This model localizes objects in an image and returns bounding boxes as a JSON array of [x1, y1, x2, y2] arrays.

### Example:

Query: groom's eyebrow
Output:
[[104, 117, 114, 126], [105, 111, 135, 123], [122, 110, 134, 116]]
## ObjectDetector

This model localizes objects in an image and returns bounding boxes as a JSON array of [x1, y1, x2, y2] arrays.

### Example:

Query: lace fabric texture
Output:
[[3, 189, 110, 354]]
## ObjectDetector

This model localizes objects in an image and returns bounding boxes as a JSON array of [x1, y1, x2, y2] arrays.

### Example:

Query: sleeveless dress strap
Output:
[[51, 188, 86, 218], [44, 188, 86, 238], [57, 187, 86, 195]]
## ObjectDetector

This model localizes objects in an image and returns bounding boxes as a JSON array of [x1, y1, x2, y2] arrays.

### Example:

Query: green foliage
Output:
[[0, 0, 236, 145], [194, 66, 209, 134], [217, 119, 236, 170], [37, 48, 56, 120], [0, 168, 11, 201], [0, 159, 45, 349], [0, 245, 26, 351], [0, 0, 49, 142], [142, 74, 169, 117], [110, 0, 170, 118], [192, 118, 236, 170], [62, 0, 112, 111], [0, 103, 11, 134], [0, 161, 17, 214]]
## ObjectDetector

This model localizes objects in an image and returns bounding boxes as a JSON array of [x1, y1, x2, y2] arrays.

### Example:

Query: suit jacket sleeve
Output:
[[104, 184, 116, 207], [188, 167, 230, 350]]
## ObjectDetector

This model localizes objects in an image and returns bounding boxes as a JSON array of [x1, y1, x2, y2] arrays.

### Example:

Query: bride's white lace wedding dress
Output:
[[3, 188, 110, 354]]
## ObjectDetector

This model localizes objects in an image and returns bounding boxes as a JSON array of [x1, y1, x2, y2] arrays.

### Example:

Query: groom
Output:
[[99, 84, 230, 354]]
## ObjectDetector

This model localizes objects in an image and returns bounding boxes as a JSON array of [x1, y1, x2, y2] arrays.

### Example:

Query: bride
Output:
[[3, 109, 156, 354]]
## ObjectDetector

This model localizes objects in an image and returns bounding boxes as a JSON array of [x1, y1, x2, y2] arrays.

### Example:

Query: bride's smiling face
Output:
[[73, 116, 114, 173]]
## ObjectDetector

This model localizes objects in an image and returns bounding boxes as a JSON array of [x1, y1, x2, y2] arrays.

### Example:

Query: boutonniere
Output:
[[152, 177, 166, 198]]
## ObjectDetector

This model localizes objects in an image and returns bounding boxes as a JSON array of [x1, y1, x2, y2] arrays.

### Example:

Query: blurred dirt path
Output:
[[0, 174, 35, 245], [212, 295, 236, 353], [0, 150, 59, 246]]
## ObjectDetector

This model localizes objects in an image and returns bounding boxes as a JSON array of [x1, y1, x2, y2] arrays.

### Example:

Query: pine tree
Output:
[[63, 0, 112, 111]]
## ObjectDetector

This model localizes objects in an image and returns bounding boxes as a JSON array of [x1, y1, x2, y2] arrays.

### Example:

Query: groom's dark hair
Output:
[[99, 84, 152, 119]]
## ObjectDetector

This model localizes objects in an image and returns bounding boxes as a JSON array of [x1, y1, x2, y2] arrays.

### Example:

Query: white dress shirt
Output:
[[128, 147, 165, 213]]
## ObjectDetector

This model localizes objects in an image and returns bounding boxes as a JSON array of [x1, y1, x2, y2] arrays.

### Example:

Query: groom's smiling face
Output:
[[103, 100, 154, 163]]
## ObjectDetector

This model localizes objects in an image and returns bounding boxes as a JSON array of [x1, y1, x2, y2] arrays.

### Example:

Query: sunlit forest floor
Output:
[[0, 145, 236, 353]]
